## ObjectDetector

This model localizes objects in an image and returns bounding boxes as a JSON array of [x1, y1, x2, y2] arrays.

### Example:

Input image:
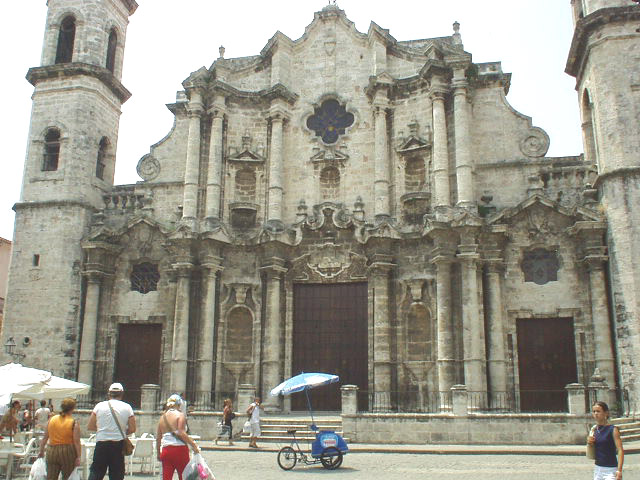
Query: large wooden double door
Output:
[[517, 317, 578, 412], [292, 283, 368, 411]]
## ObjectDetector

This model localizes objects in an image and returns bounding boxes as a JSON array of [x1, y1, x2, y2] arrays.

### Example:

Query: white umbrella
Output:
[[0, 363, 89, 401]]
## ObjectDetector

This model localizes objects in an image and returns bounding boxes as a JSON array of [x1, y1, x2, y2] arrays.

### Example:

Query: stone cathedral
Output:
[[3, 0, 640, 415]]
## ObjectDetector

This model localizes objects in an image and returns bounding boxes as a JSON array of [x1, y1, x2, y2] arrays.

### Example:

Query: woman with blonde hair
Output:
[[38, 398, 81, 480], [156, 394, 199, 480]]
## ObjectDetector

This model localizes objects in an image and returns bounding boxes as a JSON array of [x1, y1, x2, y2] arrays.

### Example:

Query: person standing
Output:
[[587, 401, 624, 480], [34, 400, 51, 433], [87, 383, 136, 480], [156, 394, 199, 480], [38, 397, 81, 480], [0, 400, 21, 436], [219, 398, 234, 445], [246, 397, 261, 448]]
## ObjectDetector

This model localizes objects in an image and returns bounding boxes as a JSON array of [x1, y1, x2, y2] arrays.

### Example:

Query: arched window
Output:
[[406, 303, 431, 361], [96, 137, 109, 180], [320, 166, 340, 200], [225, 307, 253, 362], [405, 157, 426, 192], [42, 128, 61, 171], [106, 29, 117, 73], [235, 168, 256, 202], [55, 16, 76, 64]]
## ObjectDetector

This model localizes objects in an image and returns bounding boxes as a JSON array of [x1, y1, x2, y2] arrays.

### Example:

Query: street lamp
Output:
[[4, 336, 26, 362]]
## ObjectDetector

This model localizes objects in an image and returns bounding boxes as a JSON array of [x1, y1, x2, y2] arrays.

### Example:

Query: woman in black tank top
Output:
[[587, 401, 624, 480]]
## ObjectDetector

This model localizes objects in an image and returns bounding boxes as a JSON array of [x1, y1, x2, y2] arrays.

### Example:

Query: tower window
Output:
[[96, 137, 109, 180], [33, 254, 40, 267], [106, 29, 117, 73], [130, 262, 160, 294], [55, 16, 76, 64], [42, 128, 61, 171]]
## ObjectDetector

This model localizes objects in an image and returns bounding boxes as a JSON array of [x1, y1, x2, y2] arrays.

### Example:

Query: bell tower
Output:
[[567, 0, 640, 412], [2, 0, 137, 377]]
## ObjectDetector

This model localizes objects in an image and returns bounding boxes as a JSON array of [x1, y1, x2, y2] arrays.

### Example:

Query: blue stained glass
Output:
[[306, 99, 354, 144]]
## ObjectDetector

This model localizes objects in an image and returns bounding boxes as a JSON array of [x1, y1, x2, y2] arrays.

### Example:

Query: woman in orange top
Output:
[[38, 398, 81, 480]]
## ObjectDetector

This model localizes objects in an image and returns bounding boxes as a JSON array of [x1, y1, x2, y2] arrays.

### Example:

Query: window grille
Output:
[[130, 262, 160, 294]]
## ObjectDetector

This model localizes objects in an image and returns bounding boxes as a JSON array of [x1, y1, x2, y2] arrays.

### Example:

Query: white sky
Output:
[[0, 0, 583, 241]]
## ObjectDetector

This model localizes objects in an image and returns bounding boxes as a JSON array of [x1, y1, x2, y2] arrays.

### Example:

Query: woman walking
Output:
[[222, 399, 234, 445], [587, 401, 624, 480], [156, 394, 199, 480], [38, 397, 81, 480]]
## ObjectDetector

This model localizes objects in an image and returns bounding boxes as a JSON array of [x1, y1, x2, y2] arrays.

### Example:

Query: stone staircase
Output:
[[611, 417, 640, 442], [239, 415, 347, 444]]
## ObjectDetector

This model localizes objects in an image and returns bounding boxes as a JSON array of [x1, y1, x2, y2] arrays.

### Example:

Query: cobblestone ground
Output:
[[161, 450, 637, 480]]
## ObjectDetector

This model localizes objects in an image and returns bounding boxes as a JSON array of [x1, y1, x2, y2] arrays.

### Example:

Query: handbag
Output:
[[108, 401, 134, 456], [586, 425, 597, 460], [242, 420, 251, 434]]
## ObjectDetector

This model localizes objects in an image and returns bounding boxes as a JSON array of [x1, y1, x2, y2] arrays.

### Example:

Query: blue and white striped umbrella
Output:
[[270, 372, 340, 397]]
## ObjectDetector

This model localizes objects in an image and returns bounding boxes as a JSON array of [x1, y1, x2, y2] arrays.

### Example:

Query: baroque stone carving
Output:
[[136, 154, 161, 181], [519, 127, 550, 158], [289, 245, 367, 283], [521, 248, 559, 285]]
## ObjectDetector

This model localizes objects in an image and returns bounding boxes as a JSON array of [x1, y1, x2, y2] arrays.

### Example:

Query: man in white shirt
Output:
[[246, 397, 261, 448], [34, 400, 51, 432], [87, 383, 136, 480]]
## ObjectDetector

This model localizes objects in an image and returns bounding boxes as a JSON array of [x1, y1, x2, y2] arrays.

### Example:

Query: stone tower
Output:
[[567, 0, 640, 412], [2, 0, 137, 378]]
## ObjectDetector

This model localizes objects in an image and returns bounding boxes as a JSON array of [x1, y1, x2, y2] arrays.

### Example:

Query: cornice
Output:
[[566, 6, 640, 78], [26, 63, 132, 104], [119, 0, 138, 15]]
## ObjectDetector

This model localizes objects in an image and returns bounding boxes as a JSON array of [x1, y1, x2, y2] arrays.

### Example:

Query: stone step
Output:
[[621, 433, 640, 442], [610, 417, 639, 426]]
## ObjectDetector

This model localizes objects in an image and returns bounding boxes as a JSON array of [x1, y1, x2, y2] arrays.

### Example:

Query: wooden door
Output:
[[516, 317, 578, 412], [292, 283, 368, 411], [114, 323, 162, 408]]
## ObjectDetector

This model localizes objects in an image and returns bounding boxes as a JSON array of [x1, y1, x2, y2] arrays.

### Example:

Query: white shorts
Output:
[[593, 465, 617, 480], [249, 421, 261, 437]]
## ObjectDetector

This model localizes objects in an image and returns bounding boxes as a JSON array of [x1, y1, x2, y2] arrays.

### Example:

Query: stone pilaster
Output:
[[205, 98, 225, 226], [197, 255, 224, 395], [452, 70, 474, 208], [373, 99, 390, 221], [458, 234, 487, 396], [77, 272, 103, 386], [484, 257, 508, 397], [585, 253, 617, 389], [266, 105, 287, 231], [432, 247, 455, 400], [368, 255, 395, 394], [430, 87, 451, 209], [170, 260, 193, 393], [182, 90, 203, 221], [260, 258, 287, 409]]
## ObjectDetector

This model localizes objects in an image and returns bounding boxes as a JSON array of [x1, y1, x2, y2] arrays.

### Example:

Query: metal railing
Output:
[[359, 390, 452, 413]]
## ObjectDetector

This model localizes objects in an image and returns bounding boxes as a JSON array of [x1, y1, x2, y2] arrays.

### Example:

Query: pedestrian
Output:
[[156, 394, 199, 480], [0, 400, 21, 437], [20, 404, 33, 431], [87, 383, 136, 480], [34, 399, 51, 433], [217, 398, 234, 446], [246, 397, 261, 448], [37, 397, 81, 480], [587, 401, 624, 480]]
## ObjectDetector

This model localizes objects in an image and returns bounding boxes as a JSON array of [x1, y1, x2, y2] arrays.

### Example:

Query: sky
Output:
[[0, 0, 583, 241]]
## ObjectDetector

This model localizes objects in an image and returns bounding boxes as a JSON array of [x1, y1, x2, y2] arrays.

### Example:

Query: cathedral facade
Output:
[[3, 0, 640, 414]]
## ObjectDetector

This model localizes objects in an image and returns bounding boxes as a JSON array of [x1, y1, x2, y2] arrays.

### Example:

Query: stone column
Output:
[[197, 256, 223, 399], [566, 383, 587, 415], [78, 273, 102, 386], [139, 384, 160, 435], [205, 101, 225, 226], [458, 240, 487, 397], [484, 258, 508, 399], [432, 250, 455, 405], [369, 256, 395, 395], [260, 259, 287, 409], [586, 254, 616, 389], [373, 103, 390, 221], [431, 88, 451, 209], [171, 261, 193, 393], [237, 384, 256, 413], [452, 70, 474, 208], [182, 90, 203, 221], [451, 384, 468, 417], [267, 110, 286, 231]]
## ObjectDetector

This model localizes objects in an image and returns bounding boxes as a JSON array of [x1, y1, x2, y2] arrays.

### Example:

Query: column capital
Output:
[[429, 89, 449, 102], [202, 255, 224, 274], [584, 254, 608, 271], [484, 259, 505, 273], [207, 107, 226, 119], [268, 106, 290, 123], [83, 270, 106, 284], [367, 254, 395, 276], [172, 262, 194, 277], [260, 257, 288, 276]]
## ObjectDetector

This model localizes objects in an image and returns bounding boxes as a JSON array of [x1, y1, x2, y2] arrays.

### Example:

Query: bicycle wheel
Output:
[[277, 446, 297, 470], [320, 447, 343, 469]]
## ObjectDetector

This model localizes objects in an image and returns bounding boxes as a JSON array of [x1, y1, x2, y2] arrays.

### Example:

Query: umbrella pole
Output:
[[304, 387, 316, 430]]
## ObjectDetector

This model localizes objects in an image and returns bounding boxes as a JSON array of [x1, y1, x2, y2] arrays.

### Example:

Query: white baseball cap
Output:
[[108, 383, 124, 392]]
